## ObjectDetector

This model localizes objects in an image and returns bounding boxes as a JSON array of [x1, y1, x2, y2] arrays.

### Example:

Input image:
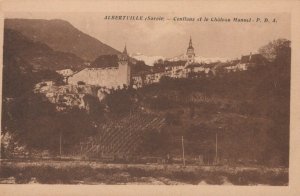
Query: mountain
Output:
[[5, 19, 120, 62], [3, 28, 84, 71], [130, 53, 165, 66]]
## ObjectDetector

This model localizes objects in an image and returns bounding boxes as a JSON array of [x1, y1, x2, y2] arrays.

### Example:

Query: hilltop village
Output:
[[2, 17, 290, 180], [34, 37, 267, 110]]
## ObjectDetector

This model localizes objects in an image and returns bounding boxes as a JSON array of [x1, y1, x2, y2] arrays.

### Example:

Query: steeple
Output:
[[119, 43, 128, 62], [188, 36, 193, 49], [186, 36, 195, 64], [118, 43, 131, 87], [123, 44, 128, 55]]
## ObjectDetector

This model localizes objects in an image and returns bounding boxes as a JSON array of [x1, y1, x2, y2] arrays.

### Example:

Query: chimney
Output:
[[249, 52, 252, 61]]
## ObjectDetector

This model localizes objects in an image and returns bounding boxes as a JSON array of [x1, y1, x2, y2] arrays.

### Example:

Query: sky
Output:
[[4, 12, 291, 59]]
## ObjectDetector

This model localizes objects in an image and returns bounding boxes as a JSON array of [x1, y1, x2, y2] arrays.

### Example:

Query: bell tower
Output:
[[186, 36, 195, 64], [118, 44, 131, 87]]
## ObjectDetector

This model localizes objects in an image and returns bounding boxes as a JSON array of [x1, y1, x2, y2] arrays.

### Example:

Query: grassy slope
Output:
[[134, 63, 289, 166]]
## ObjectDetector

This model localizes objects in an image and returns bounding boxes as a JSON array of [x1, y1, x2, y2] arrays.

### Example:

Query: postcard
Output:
[[0, 0, 300, 195]]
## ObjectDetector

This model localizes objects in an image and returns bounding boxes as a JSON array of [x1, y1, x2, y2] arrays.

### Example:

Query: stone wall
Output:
[[69, 68, 123, 88]]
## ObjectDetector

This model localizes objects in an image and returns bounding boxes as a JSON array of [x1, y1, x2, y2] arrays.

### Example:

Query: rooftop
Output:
[[240, 53, 267, 64]]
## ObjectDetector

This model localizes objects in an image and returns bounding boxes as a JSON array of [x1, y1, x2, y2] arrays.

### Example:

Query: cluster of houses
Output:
[[34, 37, 267, 108], [54, 37, 267, 90], [130, 38, 267, 88]]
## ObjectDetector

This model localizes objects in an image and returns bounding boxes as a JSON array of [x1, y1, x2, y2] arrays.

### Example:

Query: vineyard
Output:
[[76, 113, 166, 158]]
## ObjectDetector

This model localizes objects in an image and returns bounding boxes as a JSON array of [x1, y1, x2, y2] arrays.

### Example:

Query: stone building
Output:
[[132, 75, 143, 89], [236, 53, 267, 71], [68, 45, 131, 89]]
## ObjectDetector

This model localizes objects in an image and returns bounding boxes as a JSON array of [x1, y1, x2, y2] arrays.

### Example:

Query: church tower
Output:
[[118, 44, 131, 87], [186, 36, 195, 64]]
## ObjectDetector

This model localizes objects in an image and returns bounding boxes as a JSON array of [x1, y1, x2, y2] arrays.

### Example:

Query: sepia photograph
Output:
[[0, 7, 294, 189]]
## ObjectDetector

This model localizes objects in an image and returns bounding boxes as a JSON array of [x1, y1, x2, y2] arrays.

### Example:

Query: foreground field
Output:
[[0, 160, 288, 185]]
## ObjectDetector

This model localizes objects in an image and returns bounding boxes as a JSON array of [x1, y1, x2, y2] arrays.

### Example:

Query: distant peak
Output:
[[48, 19, 71, 24]]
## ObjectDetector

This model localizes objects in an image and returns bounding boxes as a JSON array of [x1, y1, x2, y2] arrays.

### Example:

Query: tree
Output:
[[258, 38, 291, 62], [82, 94, 105, 121], [77, 81, 85, 85], [2, 90, 98, 155], [215, 65, 227, 77], [131, 60, 151, 75], [104, 89, 136, 116], [91, 54, 119, 68]]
